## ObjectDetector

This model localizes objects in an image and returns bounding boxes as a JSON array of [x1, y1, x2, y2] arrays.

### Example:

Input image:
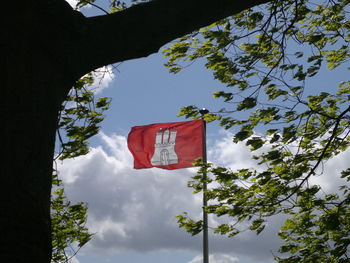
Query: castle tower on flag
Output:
[[151, 128, 179, 166]]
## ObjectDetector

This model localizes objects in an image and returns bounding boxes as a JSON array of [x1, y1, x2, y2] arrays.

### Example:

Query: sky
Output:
[[59, 1, 350, 263]]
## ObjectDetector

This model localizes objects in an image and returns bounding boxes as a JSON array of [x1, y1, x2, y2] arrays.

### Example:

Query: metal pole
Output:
[[199, 108, 209, 263]]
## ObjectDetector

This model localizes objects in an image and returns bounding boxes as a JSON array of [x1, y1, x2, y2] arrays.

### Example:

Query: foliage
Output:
[[53, 68, 111, 262], [51, 172, 93, 263], [164, 0, 350, 261], [57, 71, 111, 160], [75, 0, 134, 13]]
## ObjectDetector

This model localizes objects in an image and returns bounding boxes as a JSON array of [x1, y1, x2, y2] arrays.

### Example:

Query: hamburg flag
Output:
[[127, 120, 204, 170]]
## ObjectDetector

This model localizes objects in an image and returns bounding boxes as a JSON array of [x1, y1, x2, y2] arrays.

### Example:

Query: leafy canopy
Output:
[[163, 0, 350, 262], [52, 66, 111, 262], [51, 172, 93, 263], [57, 70, 111, 160]]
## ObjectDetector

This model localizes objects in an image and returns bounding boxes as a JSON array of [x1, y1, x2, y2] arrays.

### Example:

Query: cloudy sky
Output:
[[58, 125, 350, 263], [59, 1, 350, 263]]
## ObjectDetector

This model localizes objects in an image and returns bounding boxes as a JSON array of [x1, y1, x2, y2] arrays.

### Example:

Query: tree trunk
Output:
[[3, 38, 75, 263], [1, 0, 272, 262], [2, 1, 82, 261]]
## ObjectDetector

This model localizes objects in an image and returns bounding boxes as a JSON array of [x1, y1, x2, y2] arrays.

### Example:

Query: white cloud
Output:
[[189, 254, 239, 263], [65, 0, 78, 8], [90, 66, 115, 94], [65, 0, 92, 9], [58, 133, 204, 254], [57, 130, 350, 261], [70, 257, 80, 263], [310, 149, 350, 194], [208, 131, 258, 170]]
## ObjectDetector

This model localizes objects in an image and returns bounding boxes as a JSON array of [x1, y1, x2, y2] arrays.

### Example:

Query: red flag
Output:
[[127, 120, 204, 170]]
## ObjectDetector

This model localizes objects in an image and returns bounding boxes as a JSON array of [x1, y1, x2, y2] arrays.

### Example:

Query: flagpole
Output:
[[199, 108, 209, 263]]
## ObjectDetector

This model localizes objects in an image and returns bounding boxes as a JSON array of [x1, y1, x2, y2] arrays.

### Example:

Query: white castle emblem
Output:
[[151, 128, 179, 166]]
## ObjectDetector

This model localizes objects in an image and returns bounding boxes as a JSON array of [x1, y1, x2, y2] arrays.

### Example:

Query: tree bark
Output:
[[2, 1, 79, 262], [2, 0, 272, 262], [75, 0, 271, 76]]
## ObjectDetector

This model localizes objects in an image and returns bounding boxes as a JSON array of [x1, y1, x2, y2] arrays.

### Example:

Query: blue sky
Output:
[[60, 1, 350, 263]]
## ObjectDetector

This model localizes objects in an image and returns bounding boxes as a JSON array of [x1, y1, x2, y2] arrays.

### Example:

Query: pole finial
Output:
[[199, 108, 209, 115]]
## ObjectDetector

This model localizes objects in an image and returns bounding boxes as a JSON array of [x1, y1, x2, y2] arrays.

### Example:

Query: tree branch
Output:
[[278, 105, 350, 204], [75, 0, 273, 76]]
